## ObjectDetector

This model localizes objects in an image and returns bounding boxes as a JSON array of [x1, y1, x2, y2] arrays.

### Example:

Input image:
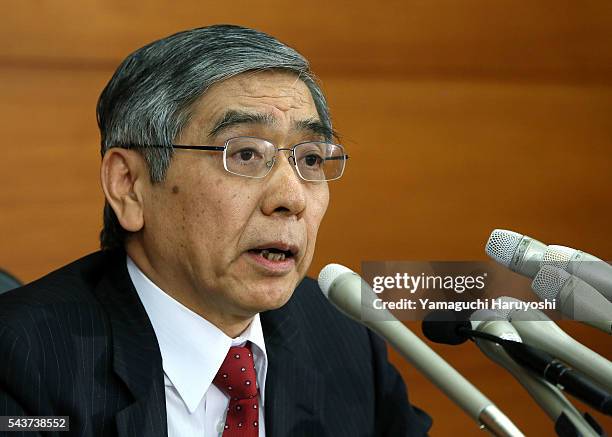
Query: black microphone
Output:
[[422, 311, 612, 416], [421, 310, 471, 345]]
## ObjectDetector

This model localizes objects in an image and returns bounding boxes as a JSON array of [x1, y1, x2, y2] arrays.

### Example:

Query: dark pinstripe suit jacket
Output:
[[0, 250, 431, 436]]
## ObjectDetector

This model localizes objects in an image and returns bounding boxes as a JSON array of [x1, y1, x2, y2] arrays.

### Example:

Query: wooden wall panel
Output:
[[1, 2, 611, 435], [310, 78, 612, 273], [0, 67, 105, 279], [2, 1, 612, 80]]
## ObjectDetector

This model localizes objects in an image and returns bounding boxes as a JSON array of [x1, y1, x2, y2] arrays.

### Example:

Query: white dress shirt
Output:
[[127, 257, 268, 437]]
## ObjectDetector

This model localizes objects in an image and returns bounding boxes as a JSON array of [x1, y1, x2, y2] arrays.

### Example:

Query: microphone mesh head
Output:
[[541, 245, 574, 270], [318, 263, 354, 297], [532, 265, 570, 301], [485, 229, 523, 267]]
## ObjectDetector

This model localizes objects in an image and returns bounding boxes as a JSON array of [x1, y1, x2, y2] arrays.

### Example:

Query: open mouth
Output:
[[248, 247, 295, 262]]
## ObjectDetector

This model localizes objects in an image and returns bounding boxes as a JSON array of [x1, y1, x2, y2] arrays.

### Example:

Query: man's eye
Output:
[[239, 150, 255, 161], [230, 148, 263, 162], [303, 154, 323, 167]]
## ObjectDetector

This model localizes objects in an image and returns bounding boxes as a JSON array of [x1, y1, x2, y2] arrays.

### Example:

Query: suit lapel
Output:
[[93, 251, 168, 437], [262, 302, 325, 437]]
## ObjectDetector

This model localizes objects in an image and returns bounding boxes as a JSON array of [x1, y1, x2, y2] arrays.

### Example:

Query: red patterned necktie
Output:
[[213, 343, 259, 436]]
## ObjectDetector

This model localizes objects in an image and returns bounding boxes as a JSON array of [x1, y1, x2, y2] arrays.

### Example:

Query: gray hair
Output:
[[97, 24, 333, 250]]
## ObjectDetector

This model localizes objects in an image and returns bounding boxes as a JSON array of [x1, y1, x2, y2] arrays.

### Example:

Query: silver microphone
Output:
[[494, 296, 612, 392], [532, 266, 612, 334], [486, 229, 547, 278], [485, 230, 612, 303], [318, 263, 524, 437], [542, 244, 612, 302], [470, 310, 599, 437]]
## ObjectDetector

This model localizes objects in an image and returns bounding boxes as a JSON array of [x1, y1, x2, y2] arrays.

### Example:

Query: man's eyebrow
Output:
[[294, 118, 336, 142], [208, 110, 277, 138], [207, 110, 338, 142]]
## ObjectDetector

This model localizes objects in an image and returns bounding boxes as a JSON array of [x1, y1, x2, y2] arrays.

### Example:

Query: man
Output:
[[0, 25, 431, 436]]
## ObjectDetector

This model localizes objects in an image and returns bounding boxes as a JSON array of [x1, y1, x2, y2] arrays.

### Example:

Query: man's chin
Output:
[[239, 278, 299, 313]]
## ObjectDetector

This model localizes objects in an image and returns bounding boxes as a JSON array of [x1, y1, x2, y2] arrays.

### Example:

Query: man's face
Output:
[[137, 71, 330, 321]]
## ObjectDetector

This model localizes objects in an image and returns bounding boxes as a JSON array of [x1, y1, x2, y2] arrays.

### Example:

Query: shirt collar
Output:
[[126, 256, 268, 414]]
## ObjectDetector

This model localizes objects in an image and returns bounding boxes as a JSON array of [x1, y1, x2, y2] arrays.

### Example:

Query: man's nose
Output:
[[260, 151, 306, 217]]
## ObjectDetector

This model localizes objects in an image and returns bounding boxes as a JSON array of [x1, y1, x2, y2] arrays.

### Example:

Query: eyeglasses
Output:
[[129, 136, 349, 182]]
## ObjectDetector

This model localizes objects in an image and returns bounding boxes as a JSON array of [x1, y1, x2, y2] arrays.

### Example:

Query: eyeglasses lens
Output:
[[224, 138, 345, 181]]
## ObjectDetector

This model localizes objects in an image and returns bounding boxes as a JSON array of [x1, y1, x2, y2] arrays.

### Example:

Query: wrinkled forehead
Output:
[[183, 71, 327, 142], [219, 71, 314, 111]]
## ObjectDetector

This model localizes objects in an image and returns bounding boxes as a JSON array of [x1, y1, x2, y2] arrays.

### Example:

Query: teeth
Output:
[[261, 250, 286, 262]]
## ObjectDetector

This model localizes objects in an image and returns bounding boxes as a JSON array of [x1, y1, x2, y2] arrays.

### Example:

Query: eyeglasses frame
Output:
[[126, 136, 349, 182]]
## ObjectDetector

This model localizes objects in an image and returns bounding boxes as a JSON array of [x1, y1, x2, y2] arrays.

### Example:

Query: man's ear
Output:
[[100, 148, 147, 233]]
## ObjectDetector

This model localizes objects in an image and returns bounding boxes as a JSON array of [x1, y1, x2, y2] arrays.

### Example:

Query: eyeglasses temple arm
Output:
[[324, 155, 350, 161]]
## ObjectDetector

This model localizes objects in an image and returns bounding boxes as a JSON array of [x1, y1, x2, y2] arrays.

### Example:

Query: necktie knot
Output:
[[213, 344, 258, 400]]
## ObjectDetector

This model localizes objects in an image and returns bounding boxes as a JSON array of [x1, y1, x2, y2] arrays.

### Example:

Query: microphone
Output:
[[532, 266, 612, 334], [542, 245, 612, 303], [485, 230, 612, 302], [318, 263, 525, 437], [468, 310, 600, 436], [486, 229, 547, 277], [422, 311, 612, 416], [493, 296, 612, 393]]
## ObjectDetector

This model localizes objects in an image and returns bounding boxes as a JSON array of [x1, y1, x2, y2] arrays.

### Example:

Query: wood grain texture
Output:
[[311, 77, 612, 273], [2, 1, 612, 81], [1, 4, 611, 435]]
